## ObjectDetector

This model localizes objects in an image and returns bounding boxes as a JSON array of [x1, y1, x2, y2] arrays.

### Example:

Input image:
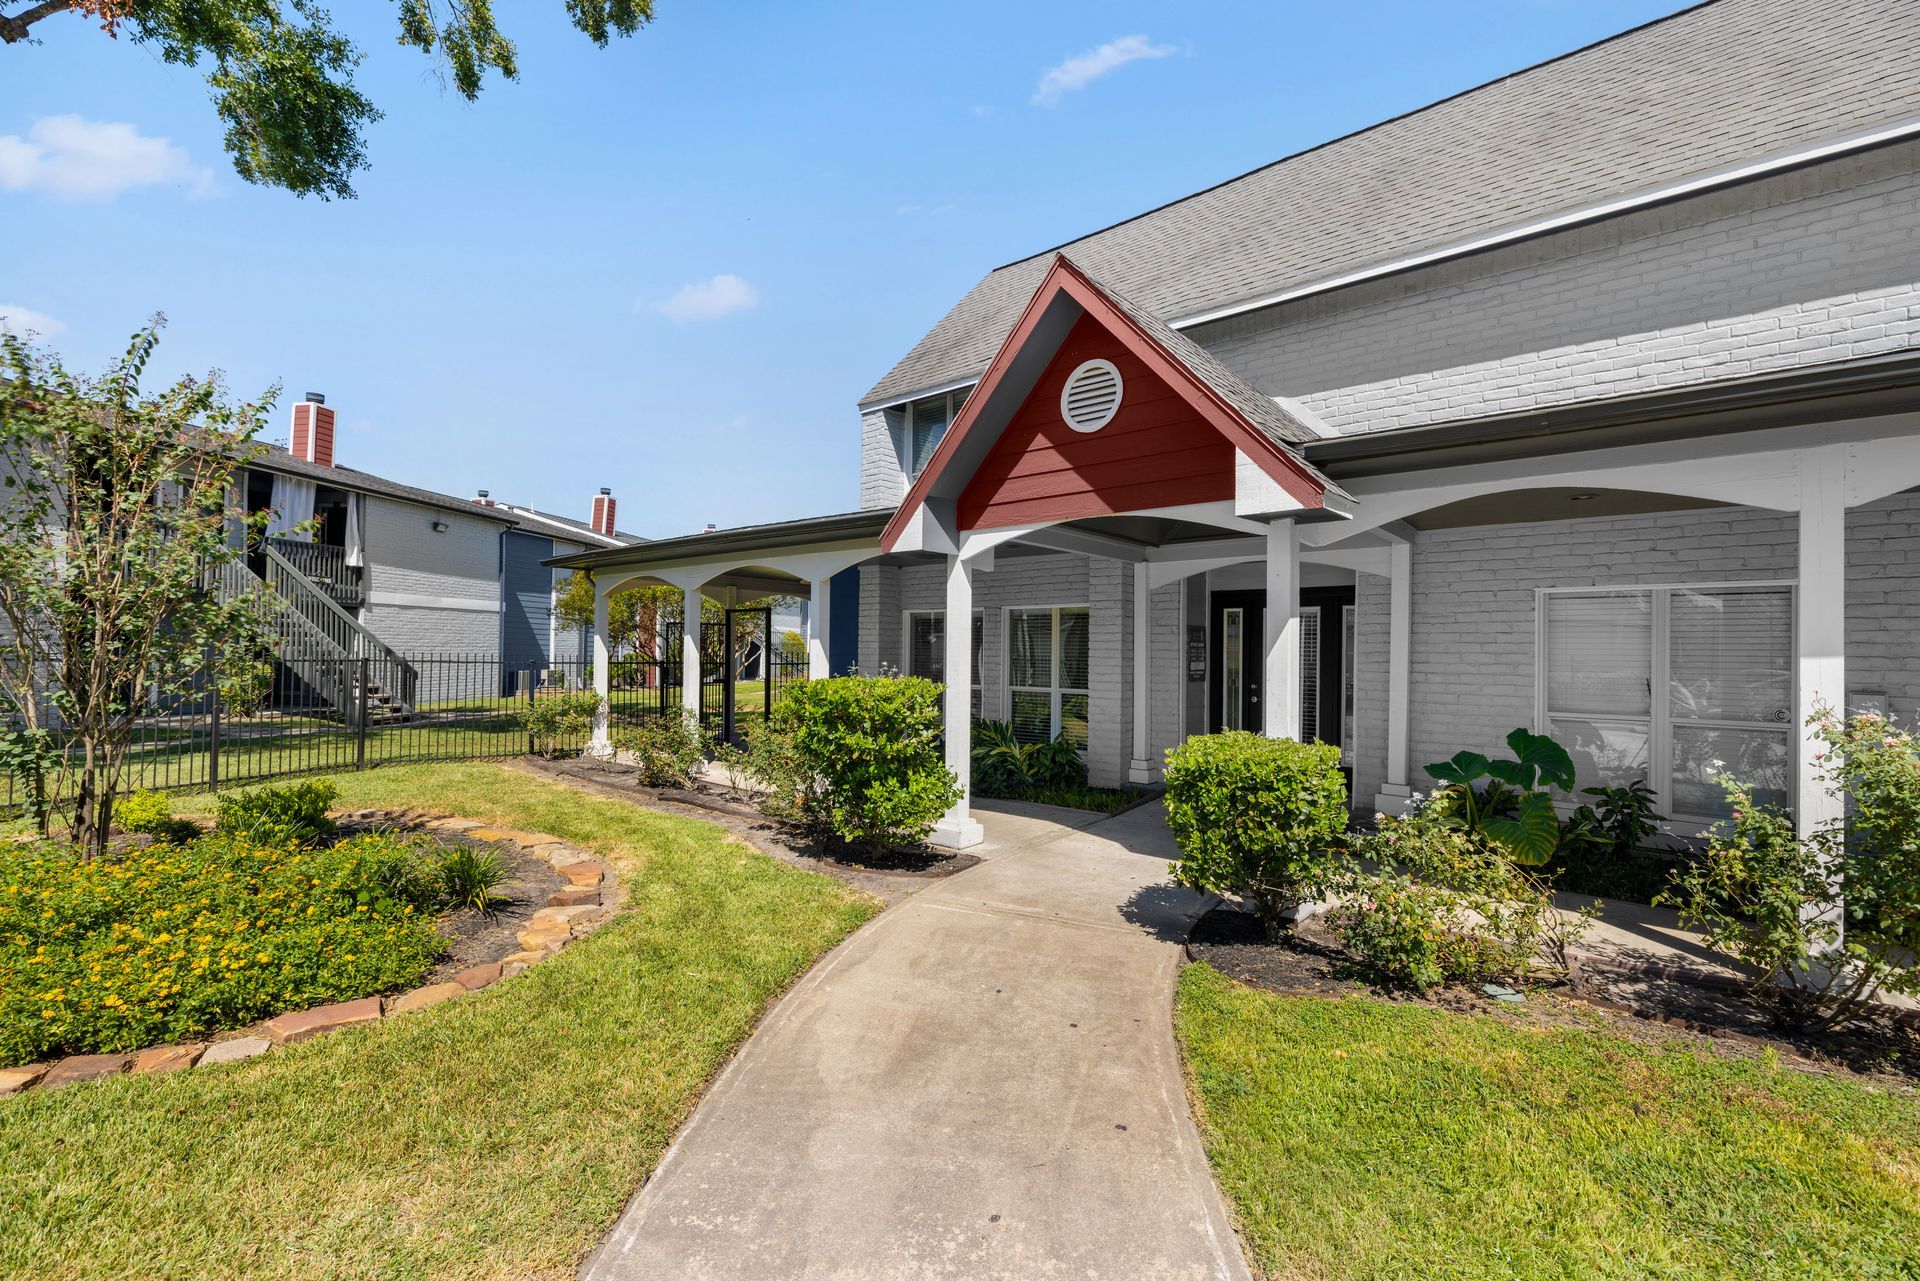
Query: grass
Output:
[[0, 761, 880, 1281], [1175, 963, 1920, 1280]]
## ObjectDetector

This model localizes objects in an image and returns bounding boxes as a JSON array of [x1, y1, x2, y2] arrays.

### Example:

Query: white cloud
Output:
[[653, 273, 761, 322], [0, 303, 65, 338], [1032, 35, 1177, 106], [0, 116, 214, 201]]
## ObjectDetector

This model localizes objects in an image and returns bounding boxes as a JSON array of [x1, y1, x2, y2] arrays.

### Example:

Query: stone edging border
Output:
[[0, 811, 622, 1097]]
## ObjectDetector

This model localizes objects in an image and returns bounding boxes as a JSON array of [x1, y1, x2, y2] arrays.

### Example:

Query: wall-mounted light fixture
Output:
[[431, 519, 450, 533]]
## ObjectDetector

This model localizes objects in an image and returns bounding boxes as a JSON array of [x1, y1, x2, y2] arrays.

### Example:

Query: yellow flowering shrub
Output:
[[0, 831, 447, 1065]]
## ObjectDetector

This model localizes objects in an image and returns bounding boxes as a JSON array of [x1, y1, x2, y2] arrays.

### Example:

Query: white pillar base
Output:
[[1128, 758, 1161, 785], [931, 813, 985, 849], [1372, 782, 1414, 816]]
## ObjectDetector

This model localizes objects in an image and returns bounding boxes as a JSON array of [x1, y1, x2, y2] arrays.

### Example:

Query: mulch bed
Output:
[[521, 758, 981, 901], [1188, 905, 1920, 1086]]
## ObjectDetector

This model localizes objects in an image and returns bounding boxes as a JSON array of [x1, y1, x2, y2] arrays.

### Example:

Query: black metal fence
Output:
[[3, 605, 813, 815]]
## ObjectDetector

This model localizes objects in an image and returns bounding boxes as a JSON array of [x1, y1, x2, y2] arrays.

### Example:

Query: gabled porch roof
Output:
[[880, 256, 1349, 556]]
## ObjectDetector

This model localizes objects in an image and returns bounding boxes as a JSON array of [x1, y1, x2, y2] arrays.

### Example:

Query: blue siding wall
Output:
[[501, 531, 555, 684], [830, 567, 860, 677]]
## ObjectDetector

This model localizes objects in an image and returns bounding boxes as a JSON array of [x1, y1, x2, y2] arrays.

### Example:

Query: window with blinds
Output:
[[1541, 584, 1791, 823], [1007, 606, 1090, 749], [906, 387, 970, 478], [905, 609, 982, 718], [1299, 606, 1321, 744]]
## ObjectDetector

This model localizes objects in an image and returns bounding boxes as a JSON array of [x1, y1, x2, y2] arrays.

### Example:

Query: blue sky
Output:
[[3, 0, 1694, 537]]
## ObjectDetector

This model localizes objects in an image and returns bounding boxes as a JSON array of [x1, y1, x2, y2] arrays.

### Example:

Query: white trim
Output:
[[1167, 112, 1920, 331], [366, 590, 500, 614]]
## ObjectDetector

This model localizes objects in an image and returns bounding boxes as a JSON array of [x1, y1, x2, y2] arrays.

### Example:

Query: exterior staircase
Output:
[[213, 543, 418, 725]]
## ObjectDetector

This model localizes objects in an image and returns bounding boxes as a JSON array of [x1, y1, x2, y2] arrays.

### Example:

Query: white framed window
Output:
[[904, 387, 971, 479], [1537, 582, 1793, 825], [1006, 605, 1090, 749], [905, 608, 983, 718]]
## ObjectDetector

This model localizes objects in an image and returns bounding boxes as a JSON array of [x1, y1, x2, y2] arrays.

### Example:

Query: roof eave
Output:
[[1303, 350, 1920, 478], [544, 510, 890, 572]]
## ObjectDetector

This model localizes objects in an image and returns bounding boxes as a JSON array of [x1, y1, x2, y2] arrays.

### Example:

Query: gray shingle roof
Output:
[[251, 445, 521, 525], [1066, 255, 1347, 500], [499, 503, 647, 547], [1073, 255, 1318, 450], [865, 0, 1920, 406]]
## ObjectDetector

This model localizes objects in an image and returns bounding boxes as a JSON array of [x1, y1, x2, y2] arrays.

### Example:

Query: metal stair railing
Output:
[[259, 543, 418, 717], [209, 558, 357, 717]]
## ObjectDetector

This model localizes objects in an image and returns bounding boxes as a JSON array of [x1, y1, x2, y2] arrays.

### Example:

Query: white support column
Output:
[[932, 553, 984, 848], [1797, 446, 1847, 935], [807, 575, 833, 680], [1263, 519, 1301, 740], [681, 586, 703, 718], [1375, 538, 1413, 813], [587, 577, 613, 757], [1129, 561, 1157, 783]]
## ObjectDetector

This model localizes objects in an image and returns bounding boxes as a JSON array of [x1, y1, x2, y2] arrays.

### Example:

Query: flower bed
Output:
[[0, 831, 447, 1065], [0, 792, 617, 1094]]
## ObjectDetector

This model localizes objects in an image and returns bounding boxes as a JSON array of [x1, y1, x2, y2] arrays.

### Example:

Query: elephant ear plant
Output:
[[1425, 728, 1577, 866]]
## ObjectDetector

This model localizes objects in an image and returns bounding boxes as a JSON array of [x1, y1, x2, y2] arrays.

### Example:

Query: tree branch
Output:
[[0, 0, 78, 45]]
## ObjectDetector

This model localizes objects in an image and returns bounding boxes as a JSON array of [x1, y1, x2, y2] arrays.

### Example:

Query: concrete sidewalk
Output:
[[581, 799, 1250, 1281]]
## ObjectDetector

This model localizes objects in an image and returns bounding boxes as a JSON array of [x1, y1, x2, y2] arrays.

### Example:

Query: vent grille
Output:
[[1060, 359, 1123, 433]]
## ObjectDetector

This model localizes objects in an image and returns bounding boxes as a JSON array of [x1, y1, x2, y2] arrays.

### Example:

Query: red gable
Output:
[[957, 314, 1234, 530], [880, 255, 1326, 553]]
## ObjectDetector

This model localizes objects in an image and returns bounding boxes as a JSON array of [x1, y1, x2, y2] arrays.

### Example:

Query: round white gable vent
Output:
[[1060, 358, 1123, 433]]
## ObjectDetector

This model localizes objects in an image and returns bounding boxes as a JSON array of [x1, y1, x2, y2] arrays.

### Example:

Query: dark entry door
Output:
[[1208, 591, 1264, 733], [1207, 587, 1356, 750]]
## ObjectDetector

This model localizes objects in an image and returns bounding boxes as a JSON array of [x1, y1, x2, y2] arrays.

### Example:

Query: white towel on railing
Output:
[[266, 475, 316, 541]]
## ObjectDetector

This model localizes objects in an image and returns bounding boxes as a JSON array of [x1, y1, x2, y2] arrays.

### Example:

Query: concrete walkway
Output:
[[581, 799, 1250, 1281]]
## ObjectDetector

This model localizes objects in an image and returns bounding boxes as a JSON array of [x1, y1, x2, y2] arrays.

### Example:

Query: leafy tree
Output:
[[0, 1, 658, 199], [0, 318, 275, 855]]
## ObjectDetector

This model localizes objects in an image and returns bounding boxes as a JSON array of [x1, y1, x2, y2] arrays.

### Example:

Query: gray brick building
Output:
[[559, 0, 1920, 851]]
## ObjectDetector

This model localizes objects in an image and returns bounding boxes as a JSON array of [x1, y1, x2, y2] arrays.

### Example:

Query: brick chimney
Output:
[[290, 392, 335, 467], [474, 489, 494, 507], [590, 487, 617, 537]]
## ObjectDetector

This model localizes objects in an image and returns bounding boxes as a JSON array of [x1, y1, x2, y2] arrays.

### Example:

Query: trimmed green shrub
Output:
[[114, 789, 200, 845], [214, 780, 339, 848], [771, 675, 960, 858], [1164, 732, 1348, 935], [614, 711, 706, 788], [0, 830, 446, 1064], [1659, 710, 1920, 1028], [740, 716, 820, 825], [516, 690, 602, 756], [1334, 794, 1597, 991]]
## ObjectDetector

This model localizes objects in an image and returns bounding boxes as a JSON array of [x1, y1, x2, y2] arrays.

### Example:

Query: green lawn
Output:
[[0, 762, 880, 1281], [1176, 963, 1920, 1281]]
